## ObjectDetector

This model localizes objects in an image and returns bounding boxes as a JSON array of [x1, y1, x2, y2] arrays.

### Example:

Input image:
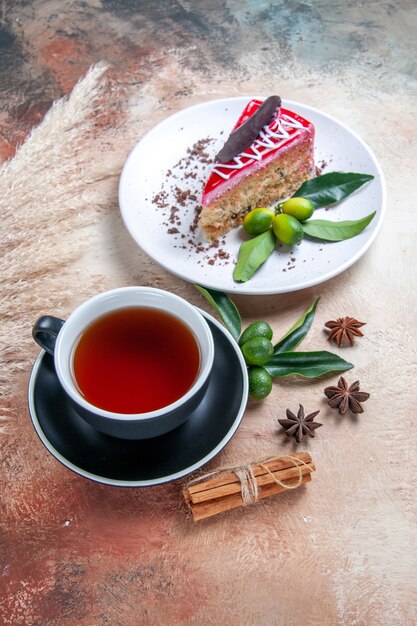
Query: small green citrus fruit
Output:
[[281, 197, 314, 221], [248, 366, 273, 400], [243, 207, 275, 235], [272, 213, 304, 246], [239, 321, 273, 347], [240, 335, 274, 366]]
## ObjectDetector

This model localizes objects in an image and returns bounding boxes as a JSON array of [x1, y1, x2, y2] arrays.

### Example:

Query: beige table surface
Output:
[[1, 2, 416, 625]]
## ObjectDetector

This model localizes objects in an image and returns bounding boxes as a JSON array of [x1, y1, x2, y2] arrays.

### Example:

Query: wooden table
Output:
[[1, 2, 416, 624]]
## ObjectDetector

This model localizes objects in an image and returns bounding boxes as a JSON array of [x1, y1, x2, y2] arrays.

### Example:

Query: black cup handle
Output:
[[32, 316, 65, 356]]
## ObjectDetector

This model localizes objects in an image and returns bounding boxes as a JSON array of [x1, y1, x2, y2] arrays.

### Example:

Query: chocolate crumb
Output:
[[151, 135, 236, 267]]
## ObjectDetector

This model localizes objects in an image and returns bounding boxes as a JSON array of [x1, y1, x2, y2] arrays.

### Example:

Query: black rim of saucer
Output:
[[28, 309, 248, 486]]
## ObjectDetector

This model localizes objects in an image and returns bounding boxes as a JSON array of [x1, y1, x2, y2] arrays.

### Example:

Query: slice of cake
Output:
[[199, 96, 315, 240]]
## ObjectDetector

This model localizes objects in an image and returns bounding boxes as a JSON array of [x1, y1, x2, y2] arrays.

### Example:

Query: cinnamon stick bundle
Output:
[[182, 452, 315, 521]]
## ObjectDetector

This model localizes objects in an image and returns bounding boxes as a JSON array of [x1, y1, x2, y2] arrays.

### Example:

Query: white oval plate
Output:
[[119, 97, 385, 295]]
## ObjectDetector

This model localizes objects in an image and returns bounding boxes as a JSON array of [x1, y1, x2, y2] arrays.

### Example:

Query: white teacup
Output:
[[33, 287, 214, 439]]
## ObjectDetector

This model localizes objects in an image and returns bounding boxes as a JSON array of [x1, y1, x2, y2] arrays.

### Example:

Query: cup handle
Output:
[[32, 316, 65, 355]]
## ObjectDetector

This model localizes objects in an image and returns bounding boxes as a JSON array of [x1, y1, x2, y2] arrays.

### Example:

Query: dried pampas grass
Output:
[[0, 61, 115, 429]]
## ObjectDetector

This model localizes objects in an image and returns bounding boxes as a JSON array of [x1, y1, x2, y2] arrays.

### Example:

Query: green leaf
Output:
[[274, 298, 320, 353], [195, 285, 241, 342], [302, 212, 375, 242], [233, 229, 276, 283], [293, 172, 374, 208], [263, 350, 353, 378]]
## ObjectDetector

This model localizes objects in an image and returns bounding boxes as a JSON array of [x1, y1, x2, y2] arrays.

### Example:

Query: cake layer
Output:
[[199, 98, 315, 240], [199, 142, 314, 240], [202, 102, 314, 206]]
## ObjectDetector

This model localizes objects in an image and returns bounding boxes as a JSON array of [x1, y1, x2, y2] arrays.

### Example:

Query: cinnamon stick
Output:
[[187, 451, 312, 498], [182, 452, 315, 521], [188, 461, 315, 505], [187, 474, 312, 521]]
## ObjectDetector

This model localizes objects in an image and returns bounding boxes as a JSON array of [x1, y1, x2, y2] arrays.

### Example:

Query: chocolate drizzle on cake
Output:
[[214, 95, 281, 163]]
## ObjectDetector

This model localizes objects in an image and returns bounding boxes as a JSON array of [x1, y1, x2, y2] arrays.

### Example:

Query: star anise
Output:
[[325, 316, 366, 347], [278, 404, 322, 442], [324, 376, 370, 414]]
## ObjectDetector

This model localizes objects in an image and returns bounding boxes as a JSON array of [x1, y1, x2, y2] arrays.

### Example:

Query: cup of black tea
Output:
[[32, 287, 214, 439]]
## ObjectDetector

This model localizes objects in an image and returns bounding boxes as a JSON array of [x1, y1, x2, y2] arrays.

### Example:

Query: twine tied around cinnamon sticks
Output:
[[182, 451, 315, 521]]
